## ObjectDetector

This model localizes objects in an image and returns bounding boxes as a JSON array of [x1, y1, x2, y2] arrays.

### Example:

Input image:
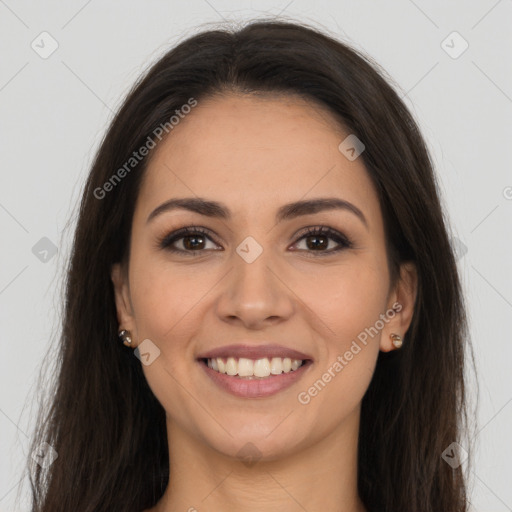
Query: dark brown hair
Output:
[[26, 18, 477, 512]]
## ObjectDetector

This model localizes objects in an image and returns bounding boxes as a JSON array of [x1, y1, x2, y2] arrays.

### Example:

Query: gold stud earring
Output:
[[390, 333, 403, 349], [118, 329, 132, 347]]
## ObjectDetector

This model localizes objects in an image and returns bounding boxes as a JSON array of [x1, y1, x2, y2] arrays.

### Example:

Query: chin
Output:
[[198, 422, 311, 464]]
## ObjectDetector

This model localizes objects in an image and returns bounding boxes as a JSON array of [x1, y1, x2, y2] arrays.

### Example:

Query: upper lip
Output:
[[197, 344, 313, 361]]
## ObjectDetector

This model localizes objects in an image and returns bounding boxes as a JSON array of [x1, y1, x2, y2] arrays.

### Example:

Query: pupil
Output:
[[307, 235, 327, 250]]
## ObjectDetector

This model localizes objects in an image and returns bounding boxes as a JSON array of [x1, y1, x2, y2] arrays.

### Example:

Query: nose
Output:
[[214, 248, 295, 330]]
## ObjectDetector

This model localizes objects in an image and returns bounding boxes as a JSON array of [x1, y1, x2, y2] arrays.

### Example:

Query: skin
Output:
[[111, 93, 417, 512]]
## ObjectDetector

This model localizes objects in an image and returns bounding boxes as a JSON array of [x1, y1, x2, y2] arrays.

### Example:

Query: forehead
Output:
[[135, 93, 381, 228]]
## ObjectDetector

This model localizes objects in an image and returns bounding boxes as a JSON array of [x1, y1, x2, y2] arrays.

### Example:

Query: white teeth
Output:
[[226, 357, 237, 376], [206, 356, 304, 377], [253, 358, 271, 377], [237, 357, 254, 377], [270, 357, 283, 375]]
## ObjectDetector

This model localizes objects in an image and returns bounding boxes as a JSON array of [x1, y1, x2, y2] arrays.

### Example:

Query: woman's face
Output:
[[112, 93, 416, 461]]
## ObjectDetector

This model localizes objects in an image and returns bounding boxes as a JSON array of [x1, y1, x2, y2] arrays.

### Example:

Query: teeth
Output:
[[270, 357, 283, 375], [226, 357, 237, 376], [254, 358, 271, 377], [237, 357, 254, 377], [206, 356, 304, 377]]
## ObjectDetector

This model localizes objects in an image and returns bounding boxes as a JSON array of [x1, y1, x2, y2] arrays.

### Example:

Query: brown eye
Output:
[[303, 234, 329, 251], [181, 234, 206, 250], [159, 226, 221, 255], [292, 226, 352, 255]]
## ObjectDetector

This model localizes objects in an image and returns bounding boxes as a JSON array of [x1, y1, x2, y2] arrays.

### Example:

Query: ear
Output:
[[111, 262, 138, 343], [380, 261, 418, 352]]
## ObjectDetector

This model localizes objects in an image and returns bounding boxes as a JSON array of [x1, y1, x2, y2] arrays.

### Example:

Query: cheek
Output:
[[336, 271, 388, 341], [128, 253, 206, 341], [127, 256, 210, 419], [130, 242, 215, 318], [293, 257, 389, 340], [292, 257, 386, 403]]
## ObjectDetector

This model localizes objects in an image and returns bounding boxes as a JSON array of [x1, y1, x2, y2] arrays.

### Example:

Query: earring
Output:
[[390, 333, 403, 349], [118, 329, 132, 347]]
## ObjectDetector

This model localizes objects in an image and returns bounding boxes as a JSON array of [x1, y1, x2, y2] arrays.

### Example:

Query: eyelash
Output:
[[157, 225, 353, 257]]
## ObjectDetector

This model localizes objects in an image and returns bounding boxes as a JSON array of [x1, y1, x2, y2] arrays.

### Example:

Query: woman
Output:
[[28, 18, 476, 512]]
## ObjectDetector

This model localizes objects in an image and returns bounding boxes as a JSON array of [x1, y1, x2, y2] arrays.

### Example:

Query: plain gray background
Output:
[[1, 1, 511, 510]]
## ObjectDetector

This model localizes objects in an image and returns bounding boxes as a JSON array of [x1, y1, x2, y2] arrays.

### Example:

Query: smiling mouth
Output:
[[199, 357, 311, 379]]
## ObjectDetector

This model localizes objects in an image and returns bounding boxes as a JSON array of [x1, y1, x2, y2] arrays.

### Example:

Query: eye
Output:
[[291, 226, 353, 256], [158, 226, 221, 255], [158, 225, 353, 257]]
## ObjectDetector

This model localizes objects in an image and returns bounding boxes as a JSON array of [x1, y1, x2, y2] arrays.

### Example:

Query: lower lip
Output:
[[198, 359, 313, 398]]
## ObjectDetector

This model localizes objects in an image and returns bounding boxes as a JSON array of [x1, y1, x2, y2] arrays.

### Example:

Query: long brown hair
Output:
[[26, 18, 477, 512]]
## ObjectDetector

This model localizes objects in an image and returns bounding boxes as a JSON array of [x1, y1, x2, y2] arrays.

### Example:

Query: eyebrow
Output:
[[146, 197, 368, 229]]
